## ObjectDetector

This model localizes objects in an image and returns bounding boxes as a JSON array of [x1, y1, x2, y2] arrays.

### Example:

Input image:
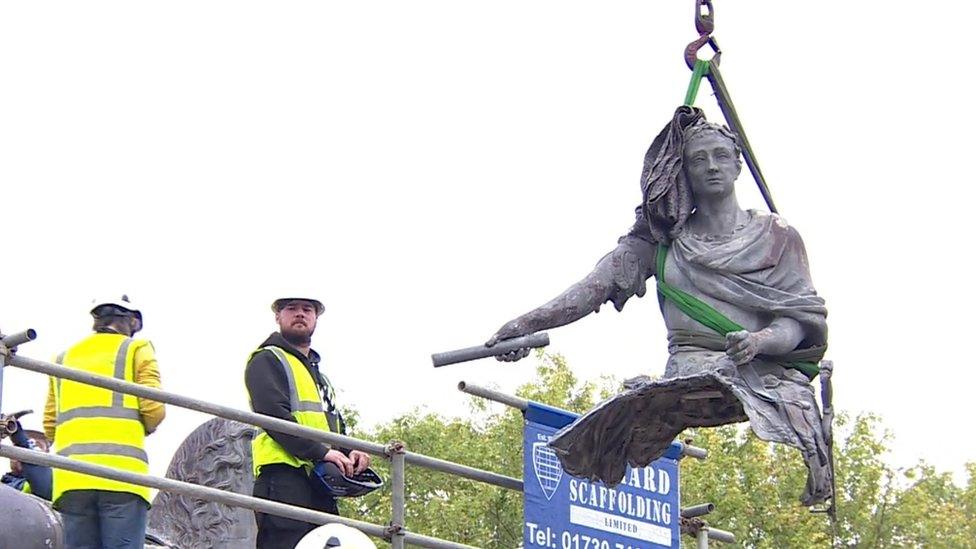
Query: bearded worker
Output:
[[245, 294, 372, 549], [486, 106, 831, 506]]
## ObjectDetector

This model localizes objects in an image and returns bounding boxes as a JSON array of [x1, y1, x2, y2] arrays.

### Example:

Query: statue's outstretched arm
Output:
[[487, 208, 657, 358]]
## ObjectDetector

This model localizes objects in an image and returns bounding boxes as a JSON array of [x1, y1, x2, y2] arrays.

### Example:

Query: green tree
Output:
[[881, 463, 973, 547], [679, 414, 976, 548], [343, 353, 974, 548], [678, 415, 892, 547]]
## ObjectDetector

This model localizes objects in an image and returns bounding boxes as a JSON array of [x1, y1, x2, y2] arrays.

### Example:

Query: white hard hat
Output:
[[271, 295, 325, 315], [90, 295, 142, 319], [295, 523, 377, 549]]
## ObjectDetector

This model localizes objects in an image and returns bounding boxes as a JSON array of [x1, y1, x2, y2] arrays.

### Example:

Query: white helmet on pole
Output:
[[271, 294, 325, 316], [90, 295, 143, 333], [295, 523, 377, 549]]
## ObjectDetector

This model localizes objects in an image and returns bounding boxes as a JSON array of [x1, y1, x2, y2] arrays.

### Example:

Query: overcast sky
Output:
[[2, 1, 973, 486]]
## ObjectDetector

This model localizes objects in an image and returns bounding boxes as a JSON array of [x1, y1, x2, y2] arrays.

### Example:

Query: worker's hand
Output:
[[486, 320, 531, 362], [725, 330, 761, 365], [349, 450, 371, 475], [324, 449, 355, 477], [9, 421, 33, 449]]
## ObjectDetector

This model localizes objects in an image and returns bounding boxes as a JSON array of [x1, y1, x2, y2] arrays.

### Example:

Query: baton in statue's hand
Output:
[[431, 333, 550, 368]]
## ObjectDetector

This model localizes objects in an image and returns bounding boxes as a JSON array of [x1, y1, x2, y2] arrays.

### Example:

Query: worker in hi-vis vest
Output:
[[245, 294, 371, 549], [44, 295, 165, 549]]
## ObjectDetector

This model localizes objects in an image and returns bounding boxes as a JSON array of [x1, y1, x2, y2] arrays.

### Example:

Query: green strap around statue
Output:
[[683, 59, 710, 106], [656, 243, 820, 380]]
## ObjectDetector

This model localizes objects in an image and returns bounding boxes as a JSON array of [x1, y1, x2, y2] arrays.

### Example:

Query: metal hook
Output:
[[685, 34, 721, 70], [685, 0, 721, 70]]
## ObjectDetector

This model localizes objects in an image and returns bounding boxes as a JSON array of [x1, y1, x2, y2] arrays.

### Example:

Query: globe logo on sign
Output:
[[532, 441, 563, 500]]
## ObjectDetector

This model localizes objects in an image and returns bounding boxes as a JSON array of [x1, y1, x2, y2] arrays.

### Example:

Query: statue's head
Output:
[[682, 121, 742, 202], [640, 107, 742, 242]]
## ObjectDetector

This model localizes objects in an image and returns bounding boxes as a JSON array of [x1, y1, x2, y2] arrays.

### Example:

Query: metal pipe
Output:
[[390, 448, 406, 549], [404, 451, 523, 492], [8, 354, 523, 492], [1, 329, 37, 348], [0, 328, 30, 412], [1, 329, 36, 415], [697, 527, 710, 549], [682, 443, 709, 460], [457, 381, 529, 411], [0, 329, 31, 413], [10, 354, 382, 451], [681, 503, 715, 518], [707, 527, 736, 544], [0, 446, 478, 549], [432, 333, 549, 367]]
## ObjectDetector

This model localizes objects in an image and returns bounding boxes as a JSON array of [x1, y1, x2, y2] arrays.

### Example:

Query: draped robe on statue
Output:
[[549, 209, 833, 505]]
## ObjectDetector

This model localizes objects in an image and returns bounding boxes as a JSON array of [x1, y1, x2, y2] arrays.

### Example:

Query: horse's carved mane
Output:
[[148, 418, 257, 548]]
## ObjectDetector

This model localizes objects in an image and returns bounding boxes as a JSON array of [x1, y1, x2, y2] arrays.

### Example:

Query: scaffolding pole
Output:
[[0, 445, 475, 549], [7, 353, 522, 492], [6, 334, 736, 547], [389, 443, 407, 549], [0, 329, 37, 413]]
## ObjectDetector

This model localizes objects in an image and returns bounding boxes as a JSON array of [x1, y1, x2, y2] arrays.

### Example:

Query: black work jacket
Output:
[[244, 333, 346, 462]]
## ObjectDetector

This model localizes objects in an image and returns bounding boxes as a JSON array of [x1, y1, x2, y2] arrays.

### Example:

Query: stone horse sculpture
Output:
[[2, 418, 268, 549]]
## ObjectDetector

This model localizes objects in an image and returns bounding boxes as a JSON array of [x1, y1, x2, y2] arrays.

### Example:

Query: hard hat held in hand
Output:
[[271, 293, 325, 316], [295, 523, 377, 549], [311, 461, 384, 498]]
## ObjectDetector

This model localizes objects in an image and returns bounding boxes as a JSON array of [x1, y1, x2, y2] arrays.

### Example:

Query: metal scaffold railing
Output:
[[2, 328, 736, 548], [0, 329, 518, 549]]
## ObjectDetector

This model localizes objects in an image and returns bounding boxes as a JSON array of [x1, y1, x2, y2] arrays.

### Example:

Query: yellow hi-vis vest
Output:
[[51, 333, 150, 504], [250, 346, 331, 476]]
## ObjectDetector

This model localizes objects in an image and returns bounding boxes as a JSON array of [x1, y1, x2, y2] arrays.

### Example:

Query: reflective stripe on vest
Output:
[[52, 334, 150, 504], [251, 345, 330, 476]]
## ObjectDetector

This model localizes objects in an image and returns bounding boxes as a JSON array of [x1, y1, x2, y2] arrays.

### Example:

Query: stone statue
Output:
[[147, 418, 258, 548], [486, 106, 832, 506]]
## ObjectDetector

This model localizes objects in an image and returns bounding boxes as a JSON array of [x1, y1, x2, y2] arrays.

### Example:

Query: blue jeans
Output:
[[57, 490, 148, 549]]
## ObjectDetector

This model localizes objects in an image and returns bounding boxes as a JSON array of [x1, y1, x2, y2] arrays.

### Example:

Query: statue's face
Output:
[[683, 132, 741, 200], [275, 300, 319, 343]]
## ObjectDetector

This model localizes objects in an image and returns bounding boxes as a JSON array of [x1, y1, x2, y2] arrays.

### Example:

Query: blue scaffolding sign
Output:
[[523, 402, 681, 549]]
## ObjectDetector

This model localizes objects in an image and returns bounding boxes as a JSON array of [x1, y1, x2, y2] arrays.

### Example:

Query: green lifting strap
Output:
[[656, 244, 819, 380], [683, 59, 710, 106]]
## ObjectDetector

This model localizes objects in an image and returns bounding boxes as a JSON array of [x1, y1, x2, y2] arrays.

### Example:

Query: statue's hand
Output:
[[486, 320, 532, 362], [725, 330, 760, 365]]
